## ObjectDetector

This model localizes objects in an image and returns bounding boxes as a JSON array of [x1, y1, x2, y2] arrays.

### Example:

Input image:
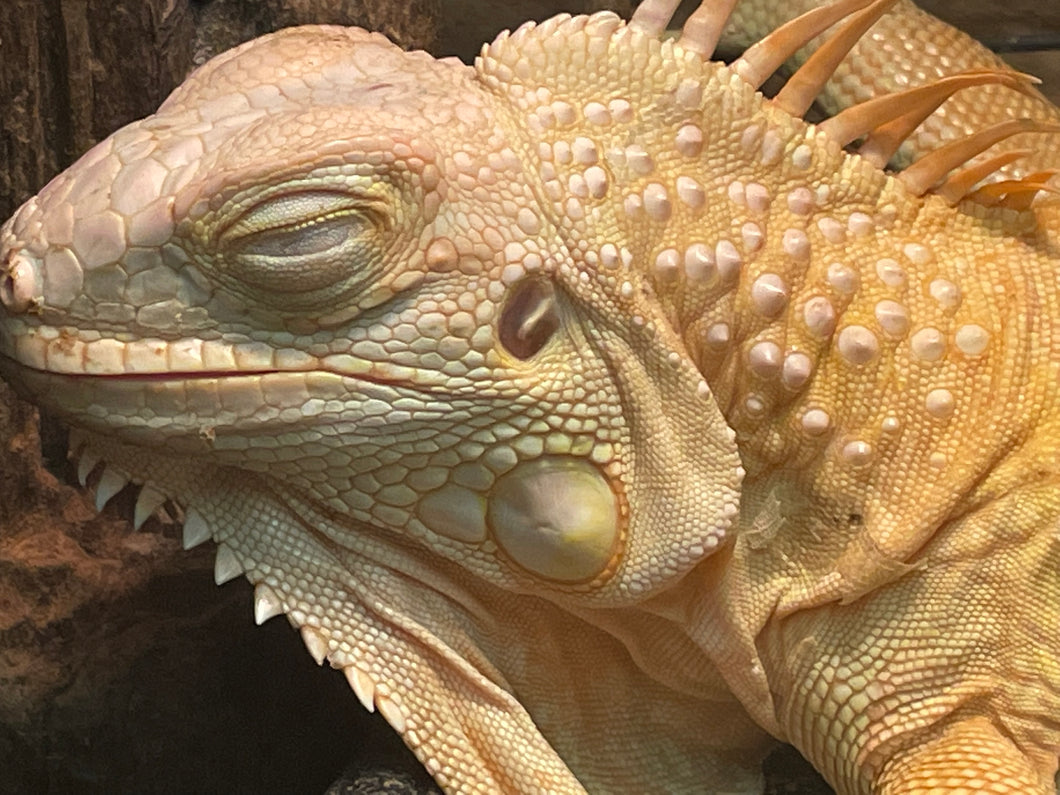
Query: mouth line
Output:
[[0, 352, 287, 382], [67, 369, 282, 382], [0, 351, 460, 401]]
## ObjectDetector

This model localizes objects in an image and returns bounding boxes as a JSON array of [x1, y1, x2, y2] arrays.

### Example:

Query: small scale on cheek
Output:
[[425, 236, 459, 272], [487, 457, 620, 583]]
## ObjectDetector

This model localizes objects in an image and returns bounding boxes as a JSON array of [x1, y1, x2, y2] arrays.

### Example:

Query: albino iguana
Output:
[[1, 0, 1060, 792]]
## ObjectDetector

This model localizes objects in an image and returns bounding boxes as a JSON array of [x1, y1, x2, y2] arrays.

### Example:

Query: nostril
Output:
[[0, 253, 39, 314]]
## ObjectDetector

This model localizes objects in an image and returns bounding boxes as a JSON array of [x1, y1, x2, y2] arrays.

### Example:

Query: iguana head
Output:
[[0, 19, 747, 600], [0, 12, 763, 792]]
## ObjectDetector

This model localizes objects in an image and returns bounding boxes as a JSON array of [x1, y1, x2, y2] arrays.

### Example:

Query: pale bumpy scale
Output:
[[1, 2, 1060, 794]]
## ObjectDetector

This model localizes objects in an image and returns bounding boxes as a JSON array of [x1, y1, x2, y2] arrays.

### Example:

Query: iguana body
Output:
[[1, 1, 1059, 792]]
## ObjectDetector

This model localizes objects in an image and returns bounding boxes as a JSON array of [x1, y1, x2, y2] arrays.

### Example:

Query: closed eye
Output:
[[225, 191, 367, 239], [217, 190, 383, 294], [233, 213, 365, 258]]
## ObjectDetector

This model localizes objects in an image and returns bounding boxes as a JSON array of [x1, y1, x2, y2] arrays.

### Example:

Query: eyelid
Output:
[[231, 213, 365, 258], [209, 188, 388, 296], [222, 190, 367, 243]]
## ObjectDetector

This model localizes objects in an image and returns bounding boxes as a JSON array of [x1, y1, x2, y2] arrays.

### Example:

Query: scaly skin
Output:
[[722, 0, 1060, 172], [0, 2, 1059, 793]]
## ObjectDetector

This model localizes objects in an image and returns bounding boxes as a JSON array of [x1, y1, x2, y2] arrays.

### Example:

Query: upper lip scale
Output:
[[0, 352, 282, 382], [0, 352, 462, 399]]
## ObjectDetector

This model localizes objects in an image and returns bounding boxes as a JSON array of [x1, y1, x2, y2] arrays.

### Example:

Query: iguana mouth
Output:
[[0, 348, 292, 386], [46, 368, 281, 381], [0, 350, 442, 453], [0, 336, 431, 392]]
